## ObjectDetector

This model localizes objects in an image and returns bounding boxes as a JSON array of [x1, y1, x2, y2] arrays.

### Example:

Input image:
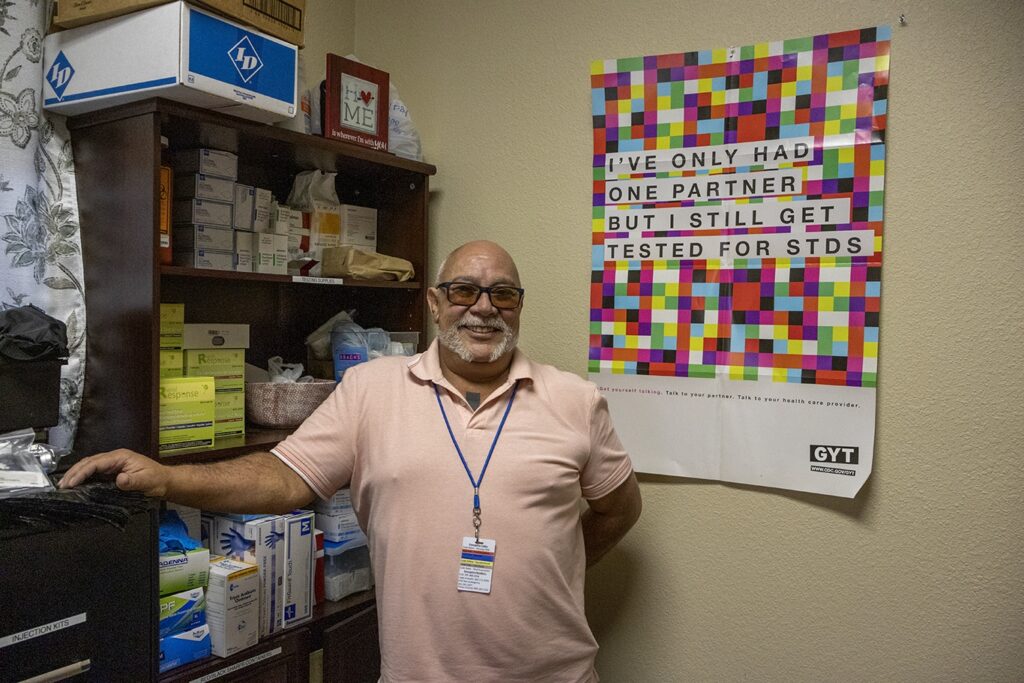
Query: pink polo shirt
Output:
[[273, 342, 633, 682]]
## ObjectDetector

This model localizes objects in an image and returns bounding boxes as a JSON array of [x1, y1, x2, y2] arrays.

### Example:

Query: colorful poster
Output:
[[588, 27, 890, 497]]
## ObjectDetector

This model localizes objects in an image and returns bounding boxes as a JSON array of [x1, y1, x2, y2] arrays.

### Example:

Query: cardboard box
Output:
[[214, 389, 245, 438], [313, 488, 354, 516], [159, 623, 212, 674], [234, 229, 254, 272], [281, 511, 314, 627], [339, 204, 377, 250], [307, 201, 340, 254], [160, 303, 185, 350], [159, 587, 206, 638], [43, 2, 298, 123], [207, 515, 286, 637], [233, 184, 255, 230], [175, 173, 235, 202], [165, 502, 202, 539], [173, 224, 235, 252], [206, 556, 259, 657], [160, 349, 184, 379], [315, 509, 367, 546], [174, 149, 238, 180], [158, 376, 215, 451], [53, 0, 306, 47], [255, 232, 288, 274], [173, 198, 233, 228], [272, 204, 303, 233], [314, 529, 324, 605], [253, 188, 274, 232], [173, 246, 235, 271], [158, 546, 210, 595], [184, 348, 245, 391], [183, 323, 250, 349]]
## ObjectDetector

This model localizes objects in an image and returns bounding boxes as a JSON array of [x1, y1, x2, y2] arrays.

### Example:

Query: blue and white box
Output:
[[159, 587, 207, 638], [159, 623, 212, 673], [42, 1, 297, 122], [281, 510, 315, 628], [207, 514, 286, 638]]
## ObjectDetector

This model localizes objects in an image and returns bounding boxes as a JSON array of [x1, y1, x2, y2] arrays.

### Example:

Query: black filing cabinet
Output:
[[0, 505, 158, 681]]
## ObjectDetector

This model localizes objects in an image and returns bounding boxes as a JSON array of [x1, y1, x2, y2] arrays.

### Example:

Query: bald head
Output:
[[435, 241, 521, 286]]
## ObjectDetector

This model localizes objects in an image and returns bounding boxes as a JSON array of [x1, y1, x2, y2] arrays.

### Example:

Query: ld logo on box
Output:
[[228, 36, 263, 83], [810, 444, 859, 465]]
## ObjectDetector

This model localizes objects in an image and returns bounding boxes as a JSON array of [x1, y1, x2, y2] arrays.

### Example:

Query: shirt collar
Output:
[[408, 339, 534, 386]]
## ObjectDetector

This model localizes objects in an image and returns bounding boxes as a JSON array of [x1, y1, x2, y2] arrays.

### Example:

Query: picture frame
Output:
[[323, 54, 389, 152]]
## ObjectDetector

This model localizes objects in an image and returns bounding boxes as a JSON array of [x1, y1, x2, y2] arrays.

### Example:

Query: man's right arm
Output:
[[58, 448, 317, 514]]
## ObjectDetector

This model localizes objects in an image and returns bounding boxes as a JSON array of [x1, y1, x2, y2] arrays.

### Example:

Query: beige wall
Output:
[[301, 1, 356, 102], [324, 1, 1022, 679]]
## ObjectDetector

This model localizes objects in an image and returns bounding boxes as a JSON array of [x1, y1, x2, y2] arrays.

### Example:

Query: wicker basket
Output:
[[245, 380, 336, 429]]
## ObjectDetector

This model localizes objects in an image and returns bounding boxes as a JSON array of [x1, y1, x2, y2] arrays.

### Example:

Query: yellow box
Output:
[[160, 350, 184, 379], [159, 376, 215, 452], [184, 349, 245, 391]]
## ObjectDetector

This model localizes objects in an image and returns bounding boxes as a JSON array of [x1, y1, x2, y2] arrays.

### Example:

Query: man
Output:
[[61, 240, 641, 682]]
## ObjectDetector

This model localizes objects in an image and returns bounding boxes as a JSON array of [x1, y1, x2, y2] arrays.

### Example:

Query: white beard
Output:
[[438, 312, 518, 363]]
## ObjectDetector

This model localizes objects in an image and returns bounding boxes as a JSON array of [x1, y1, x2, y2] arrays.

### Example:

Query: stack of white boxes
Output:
[[250, 190, 288, 275], [315, 489, 373, 601], [170, 147, 284, 274], [173, 149, 237, 271]]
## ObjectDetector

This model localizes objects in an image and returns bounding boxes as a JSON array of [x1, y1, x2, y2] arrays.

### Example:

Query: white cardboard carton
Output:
[[206, 556, 259, 657], [281, 511, 315, 628], [42, 2, 297, 122]]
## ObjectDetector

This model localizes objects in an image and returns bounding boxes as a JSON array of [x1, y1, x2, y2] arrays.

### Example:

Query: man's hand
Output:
[[59, 448, 170, 497]]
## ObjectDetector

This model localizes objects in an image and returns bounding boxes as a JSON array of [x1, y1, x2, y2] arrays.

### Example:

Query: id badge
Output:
[[457, 537, 496, 594]]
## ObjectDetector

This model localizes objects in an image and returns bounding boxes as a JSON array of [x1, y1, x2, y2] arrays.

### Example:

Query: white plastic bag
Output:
[[388, 82, 422, 161], [286, 170, 341, 210]]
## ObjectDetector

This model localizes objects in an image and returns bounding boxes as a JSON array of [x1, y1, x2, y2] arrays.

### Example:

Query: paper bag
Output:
[[321, 247, 414, 281]]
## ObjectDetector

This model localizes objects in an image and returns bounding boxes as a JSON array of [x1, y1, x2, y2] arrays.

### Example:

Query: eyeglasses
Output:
[[437, 281, 525, 310]]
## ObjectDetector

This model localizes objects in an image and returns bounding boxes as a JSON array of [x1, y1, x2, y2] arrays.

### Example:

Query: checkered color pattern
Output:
[[590, 27, 889, 387]]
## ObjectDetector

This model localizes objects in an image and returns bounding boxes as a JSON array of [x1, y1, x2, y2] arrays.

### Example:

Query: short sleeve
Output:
[[579, 387, 634, 500], [272, 370, 364, 500]]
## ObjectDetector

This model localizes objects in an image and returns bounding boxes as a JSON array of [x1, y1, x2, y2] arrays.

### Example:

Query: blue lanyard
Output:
[[433, 380, 519, 540]]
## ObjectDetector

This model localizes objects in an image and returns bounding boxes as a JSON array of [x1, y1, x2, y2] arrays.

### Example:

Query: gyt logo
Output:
[[809, 444, 859, 465], [46, 51, 75, 100], [228, 36, 263, 83]]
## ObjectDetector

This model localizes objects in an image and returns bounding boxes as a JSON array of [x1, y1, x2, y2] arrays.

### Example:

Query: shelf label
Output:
[[292, 276, 344, 285], [189, 647, 283, 682]]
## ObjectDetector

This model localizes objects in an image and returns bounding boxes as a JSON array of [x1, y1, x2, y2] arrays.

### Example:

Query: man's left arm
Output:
[[582, 472, 642, 567]]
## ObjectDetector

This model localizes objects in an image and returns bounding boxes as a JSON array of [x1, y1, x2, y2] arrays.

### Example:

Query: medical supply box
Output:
[[42, 2, 297, 123]]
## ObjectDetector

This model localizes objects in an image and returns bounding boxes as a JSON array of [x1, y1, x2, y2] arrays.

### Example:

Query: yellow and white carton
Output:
[[214, 390, 245, 438], [184, 349, 245, 391], [160, 350, 184, 379], [159, 376, 215, 452], [160, 303, 185, 350], [206, 556, 259, 658]]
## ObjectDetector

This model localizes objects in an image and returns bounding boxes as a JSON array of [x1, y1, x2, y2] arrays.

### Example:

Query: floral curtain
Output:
[[1, 0, 85, 453]]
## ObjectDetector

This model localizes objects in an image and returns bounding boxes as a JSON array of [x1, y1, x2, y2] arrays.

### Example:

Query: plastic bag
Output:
[[306, 310, 356, 361], [388, 82, 422, 161], [286, 170, 341, 210], [266, 356, 313, 384], [0, 429, 54, 498], [0, 304, 68, 362]]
